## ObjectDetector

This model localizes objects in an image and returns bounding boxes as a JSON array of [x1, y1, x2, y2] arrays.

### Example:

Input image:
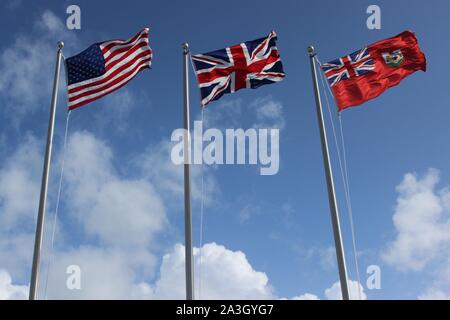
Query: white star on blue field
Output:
[[0, 0, 449, 300]]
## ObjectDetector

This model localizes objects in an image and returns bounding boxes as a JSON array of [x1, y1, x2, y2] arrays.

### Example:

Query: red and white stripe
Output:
[[68, 28, 152, 110]]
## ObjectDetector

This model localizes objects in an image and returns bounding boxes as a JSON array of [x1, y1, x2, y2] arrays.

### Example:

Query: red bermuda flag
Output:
[[321, 31, 426, 111]]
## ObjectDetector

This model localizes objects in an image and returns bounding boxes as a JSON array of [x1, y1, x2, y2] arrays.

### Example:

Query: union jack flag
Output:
[[66, 28, 152, 110], [321, 47, 375, 87], [191, 31, 285, 107]]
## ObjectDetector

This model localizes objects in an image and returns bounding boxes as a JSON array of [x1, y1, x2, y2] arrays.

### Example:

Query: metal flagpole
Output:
[[182, 42, 195, 300], [307, 46, 350, 300], [29, 41, 64, 300]]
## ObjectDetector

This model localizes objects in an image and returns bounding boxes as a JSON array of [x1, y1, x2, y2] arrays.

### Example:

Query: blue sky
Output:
[[1, 0, 450, 300]]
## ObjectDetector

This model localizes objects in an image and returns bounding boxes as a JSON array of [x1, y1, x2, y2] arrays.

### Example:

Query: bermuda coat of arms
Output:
[[382, 49, 404, 67]]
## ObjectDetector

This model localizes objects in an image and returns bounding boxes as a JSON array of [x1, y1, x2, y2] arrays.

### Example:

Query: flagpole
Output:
[[182, 42, 195, 300], [29, 41, 64, 300], [307, 46, 350, 300]]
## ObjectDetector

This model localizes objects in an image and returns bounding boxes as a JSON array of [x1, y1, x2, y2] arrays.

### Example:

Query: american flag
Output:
[[321, 47, 375, 87], [191, 31, 285, 107], [66, 28, 152, 110]]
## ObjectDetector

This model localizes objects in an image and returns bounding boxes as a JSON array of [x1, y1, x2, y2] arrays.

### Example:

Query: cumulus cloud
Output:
[[381, 169, 450, 299], [324, 280, 367, 300], [418, 254, 450, 299], [0, 135, 41, 230], [0, 10, 77, 122], [33, 130, 169, 298], [291, 293, 320, 300], [134, 242, 367, 300], [286, 280, 366, 300], [0, 233, 35, 282], [0, 129, 169, 298], [0, 129, 217, 300], [0, 135, 42, 279], [306, 246, 336, 271], [419, 288, 450, 300], [250, 96, 285, 130], [0, 269, 28, 300], [382, 169, 450, 272], [146, 243, 274, 299], [45, 247, 154, 299], [202, 99, 243, 129], [201, 95, 285, 130], [63, 131, 167, 247], [136, 141, 219, 205], [0, 128, 361, 300]]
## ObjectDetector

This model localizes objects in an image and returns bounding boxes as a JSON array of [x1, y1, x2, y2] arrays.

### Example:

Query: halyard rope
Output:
[[43, 110, 71, 299], [198, 107, 205, 299], [315, 56, 363, 300]]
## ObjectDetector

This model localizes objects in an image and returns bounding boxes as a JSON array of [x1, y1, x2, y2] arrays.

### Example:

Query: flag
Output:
[[66, 28, 152, 110], [191, 31, 285, 107], [321, 30, 426, 111]]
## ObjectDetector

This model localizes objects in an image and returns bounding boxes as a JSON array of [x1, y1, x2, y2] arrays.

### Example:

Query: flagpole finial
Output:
[[182, 43, 189, 54], [57, 41, 64, 50], [307, 46, 315, 57]]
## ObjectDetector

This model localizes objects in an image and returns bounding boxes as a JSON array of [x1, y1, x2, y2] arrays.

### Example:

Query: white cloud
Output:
[[0, 233, 35, 283], [0, 129, 169, 298], [291, 293, 320, 300], [419, 288, 450, 300], [250, 96, 285, 130], [287, 280, 366, 300], [382, 169, 450, 272], [324, 280, 367, 300], [202, 99, 243, 129], [0, 135, 42, 280], [63, 131, 167, 247], [136, 141, 219, 205], [0, 129, 216, 300], [39, 131, 168, 298], [0, 10, 76, 122], [318, 247, 336, 271], [239, 203, 260, 224], [201, 96, 285, 130], [45, 246, 154, 299], [0, 269, 28, 300], [0, 130, 275, 300], [0, 135, 41, 230], [148, 243, 274, 299], [128, 242, 368, 301], [38, 11, 67, 36], [381, 169, 450, 299], [306, 246, 336, 271], [418, 254, 450, 299]]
